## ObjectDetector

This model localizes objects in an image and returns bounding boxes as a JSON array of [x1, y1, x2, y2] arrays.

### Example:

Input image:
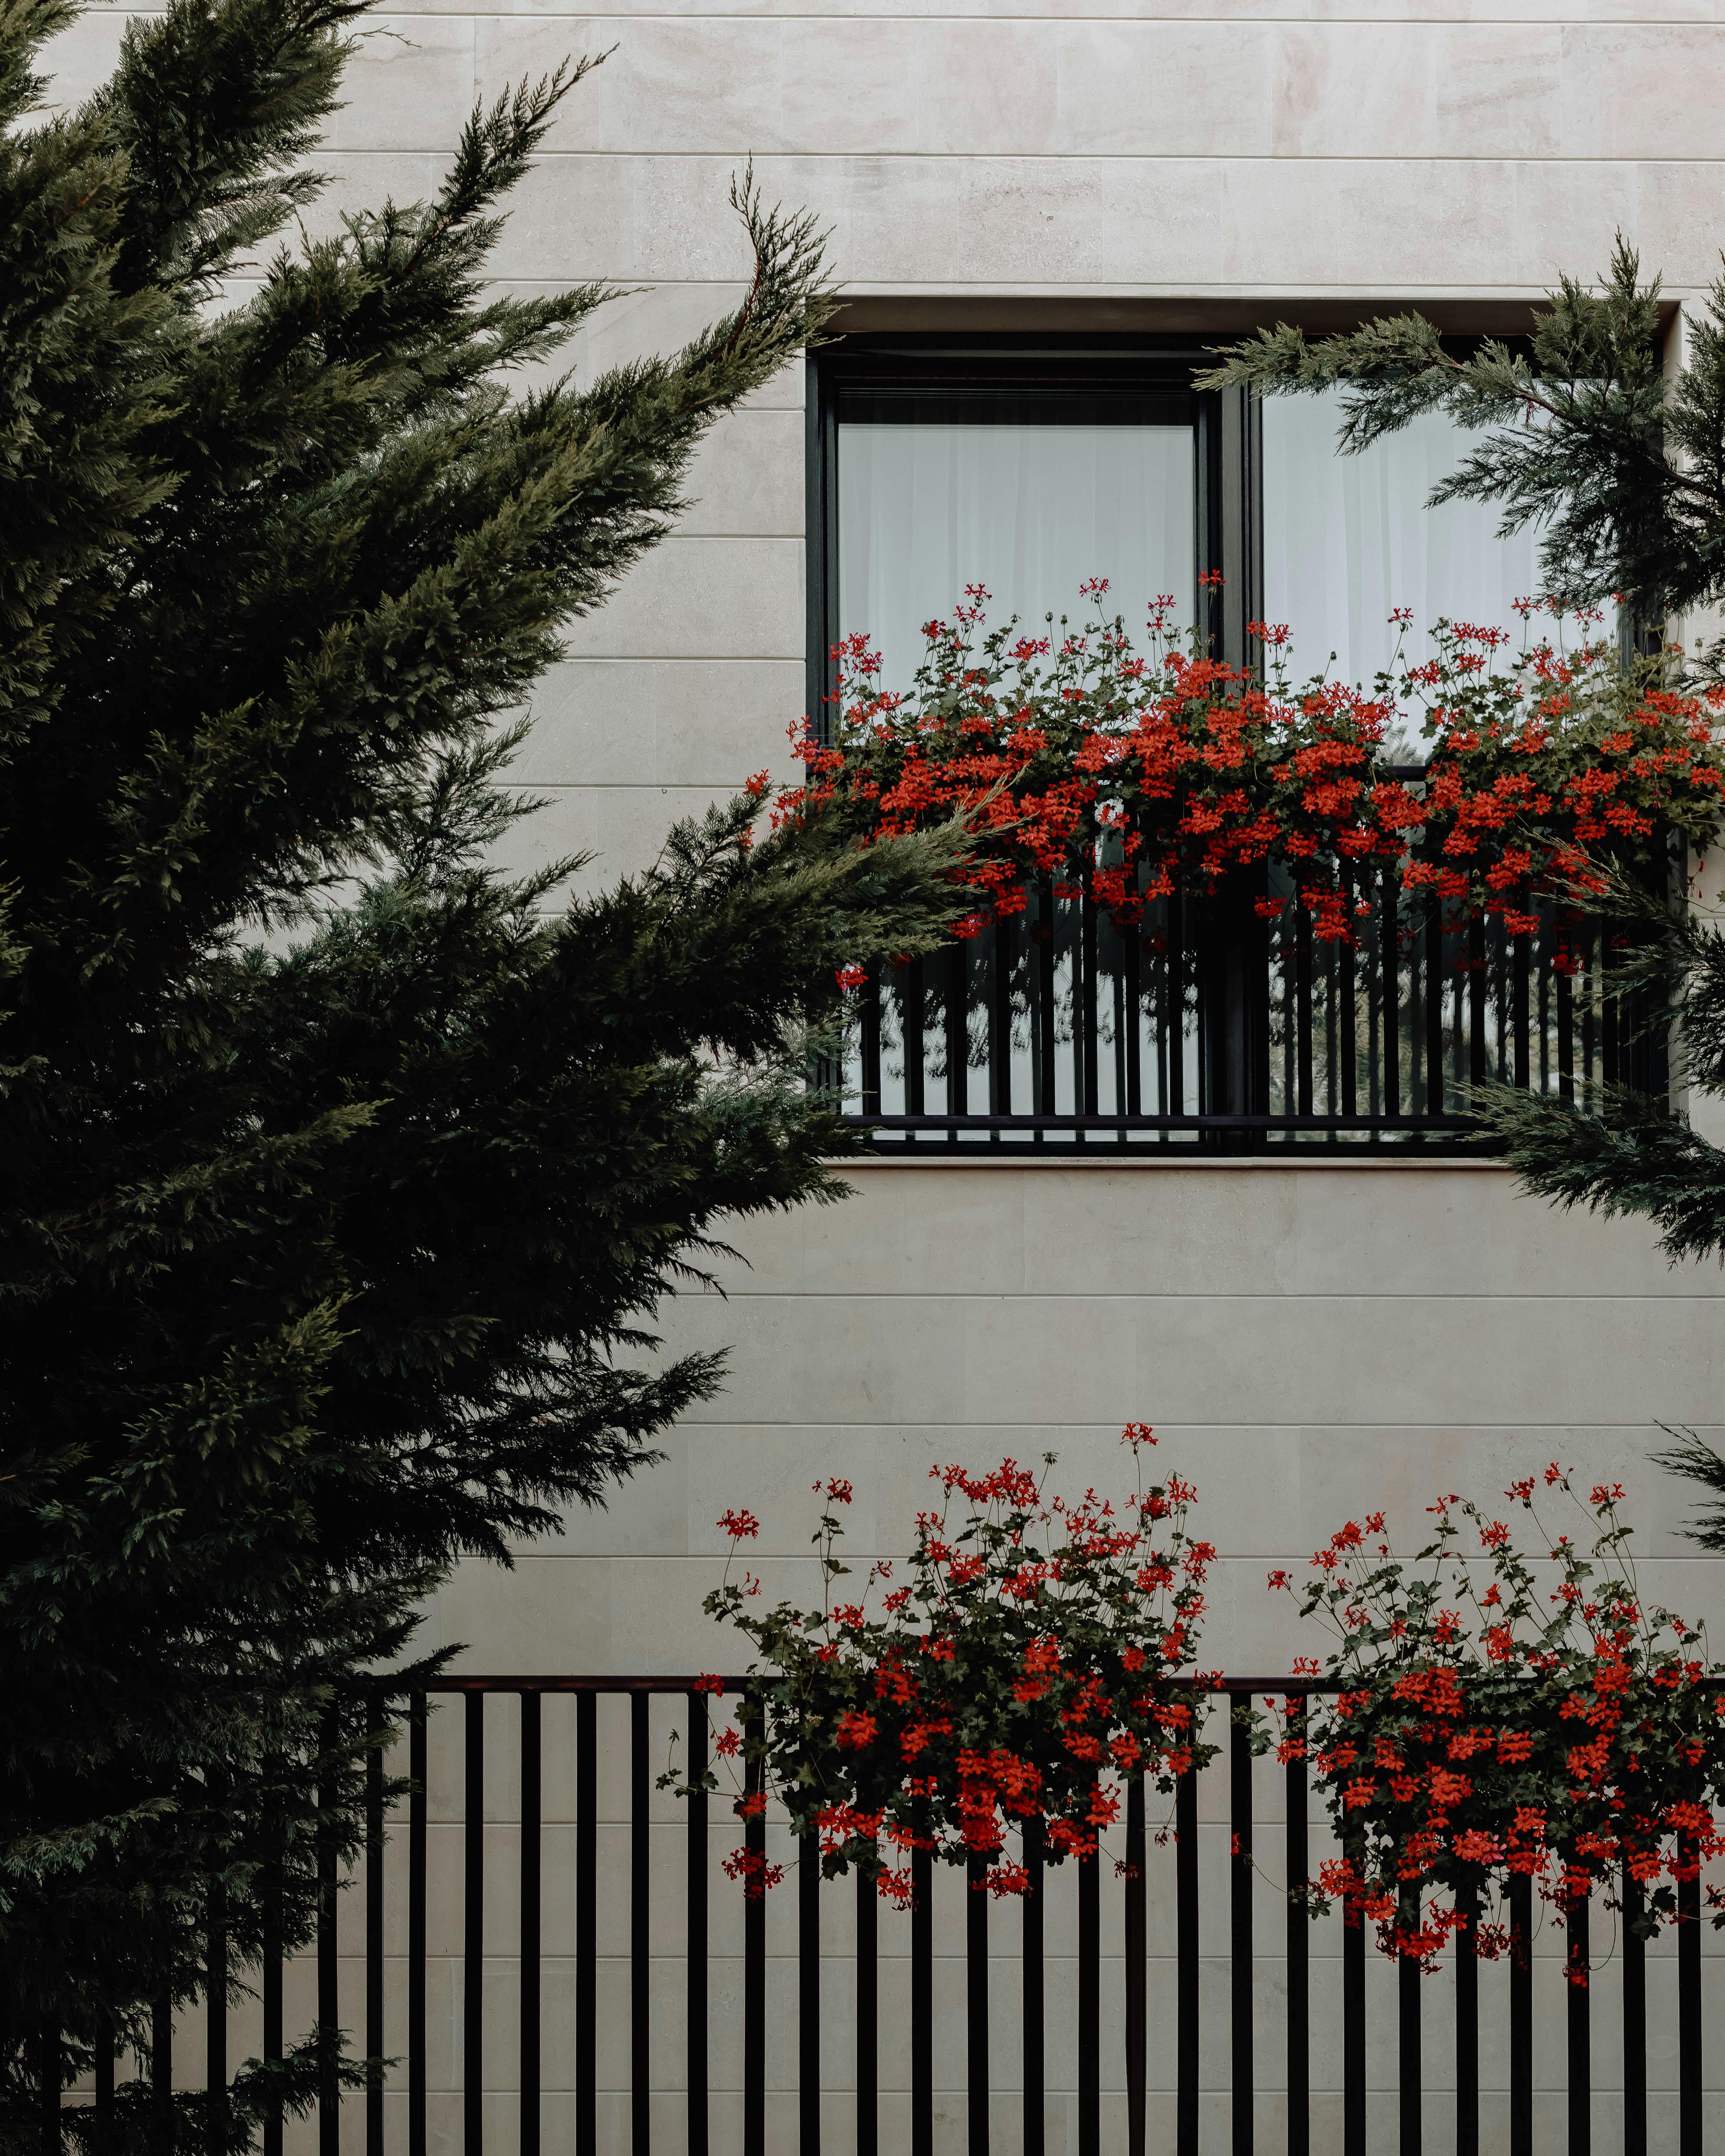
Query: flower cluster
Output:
[[1278, 1470, 1723, 1973], [776, 588, 1725, 948], [672, 1430, 1216, 1901]]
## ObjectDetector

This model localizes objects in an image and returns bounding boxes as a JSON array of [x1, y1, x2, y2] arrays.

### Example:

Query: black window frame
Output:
[[805, 334, 1262, 739], [806, 333, 1665, 1158]]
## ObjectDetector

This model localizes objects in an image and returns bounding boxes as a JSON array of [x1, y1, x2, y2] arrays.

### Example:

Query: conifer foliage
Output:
[[1199, 239, 1725, 623], [0, 0, 964, 2136], [1205, 246, 1725, 1529]]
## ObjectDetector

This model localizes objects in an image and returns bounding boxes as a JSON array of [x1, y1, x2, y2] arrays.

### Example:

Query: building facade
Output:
[[47, 0, 1725, 2145]]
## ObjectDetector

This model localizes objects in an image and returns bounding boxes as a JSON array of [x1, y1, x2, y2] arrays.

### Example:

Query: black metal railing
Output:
[[838, 853, 1671, 1155], [107, 1674, 1714, 2156]]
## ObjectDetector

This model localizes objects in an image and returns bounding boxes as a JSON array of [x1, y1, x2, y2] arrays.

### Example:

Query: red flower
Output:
[[722, 1846, 783, 1899]]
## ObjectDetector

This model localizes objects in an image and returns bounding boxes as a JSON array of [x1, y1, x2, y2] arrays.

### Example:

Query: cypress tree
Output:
[[0, 0, 964, 2136]]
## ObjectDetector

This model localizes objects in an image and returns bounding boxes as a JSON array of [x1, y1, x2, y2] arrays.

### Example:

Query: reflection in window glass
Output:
[[1263, 387, 1543, 689], [838, 421, 1195, 693]]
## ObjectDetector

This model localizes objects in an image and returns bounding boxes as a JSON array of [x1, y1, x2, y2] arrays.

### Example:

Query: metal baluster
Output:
[[1622, 1868, 1646, 2156], [465, 1693, 484, 2156], [799, 1834, 821, 2154], [1081, 897, 1100, 1132], [859, 965, 881, 1119], [94, 2026, 113, 2123], [744, 1752, 766, 2156], [320, 1714, 339, 2156], [904, 958, 926, 1123], [857, 1870, 878, 2156], [409, 1696, 428, 2156], [1342, 1888, 1365, 2156], [1125, 899, 1143, 1122], [367, 1701, 386, 2156], [263, 1816, 284, 2156], [1509, 1873, 1532, 2156], [1601, 924, 1621, 1084], [945, 941, 968, 1144], [990, 916, 1013, 1127], [1679, 1856, 1701, 2156], [967, 1853, 989, 2156], [1397, 1893, 1419, 2156], [40, 2029, 60, 2156], [152, 1984, 173, 2148], [1366, 895, 1382, 1123], [1078, 1848, 1099, 2156], [911, 1846, 933, 2156], [1279, 904, 1295, 1119], [1428, 901, 1448, 1113], [206, 1881, 226, 2156], [1167, 889, 1185, 1136], [1382, 869, 1400, 1123], [1037, 884, 1056, 1122], [1567, 1882, 1589, 2156], [1557, 938, 1575, 1101], [631, 1693, 650, 2156], [1125, 1777, 1146, 2156], [1022, 1824, 1044, 2156], [1112, 915, 1129, 1145], [1538, 914, 1551, 1094], [520, 1691, 541, 2156], [1231, 1714, 1253, 2155], [1176, 1767, 1199, 2156], [1468, 914, 1487, 1091], [1152, 906, 1170, 1132], [686, 1692, 708, 2156], [1455, 1886, 1479, 2156], [576, 1693, 597, 2156], [1340, 896, 1357, 1126], [1296, 900, 1314, 1119], [1285, 1699, 1308, 2156]]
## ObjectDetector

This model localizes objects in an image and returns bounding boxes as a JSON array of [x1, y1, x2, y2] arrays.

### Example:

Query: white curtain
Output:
[[838, 421, 1196, 694], [1263, 387, 1546, 688]]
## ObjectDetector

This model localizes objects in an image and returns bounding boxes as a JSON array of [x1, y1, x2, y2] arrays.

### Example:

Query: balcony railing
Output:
[[836, 840, 1671, 1156], [97, 1674, 1717, 2156]]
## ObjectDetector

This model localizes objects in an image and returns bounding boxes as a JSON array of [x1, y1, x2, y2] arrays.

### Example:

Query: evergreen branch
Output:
[[1647, 1425, 1725, 1554], [95, 0, 375, 293], [0, 0, 79, 129], [1471, 1077, 1725, 1265], [1196, 236, 1725, 613]]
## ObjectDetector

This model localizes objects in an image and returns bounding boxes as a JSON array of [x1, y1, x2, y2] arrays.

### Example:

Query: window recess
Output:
[[808, 337, 1668, 1158]]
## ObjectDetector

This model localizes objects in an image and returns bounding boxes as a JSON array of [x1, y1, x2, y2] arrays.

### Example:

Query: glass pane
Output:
[[838, 419, 1196, 692], [1263, 386, 1543, 690]]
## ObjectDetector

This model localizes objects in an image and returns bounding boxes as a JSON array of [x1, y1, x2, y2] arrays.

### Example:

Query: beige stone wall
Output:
[[435, 1162, 1725, 1675], [41, 0, 1725, 2139]]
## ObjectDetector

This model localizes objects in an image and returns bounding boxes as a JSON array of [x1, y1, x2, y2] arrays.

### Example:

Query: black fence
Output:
[[837, 852, 1671, 1156], [115, 1674, 1714, 2156]]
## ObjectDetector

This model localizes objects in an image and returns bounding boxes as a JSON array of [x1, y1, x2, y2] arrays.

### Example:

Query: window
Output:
[[1262, 387, 1544, 692], [807, 337, 1661, 1154], [809, 342, 1220, 725], [835, 371, 1197, 697]]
